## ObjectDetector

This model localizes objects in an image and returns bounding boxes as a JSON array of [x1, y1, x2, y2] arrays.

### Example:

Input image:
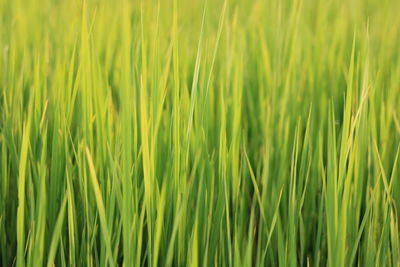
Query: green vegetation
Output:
[[1, 0, 400, 266]]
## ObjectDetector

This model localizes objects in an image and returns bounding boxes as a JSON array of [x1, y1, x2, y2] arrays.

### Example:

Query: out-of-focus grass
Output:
[[0, 0, 400, 266]]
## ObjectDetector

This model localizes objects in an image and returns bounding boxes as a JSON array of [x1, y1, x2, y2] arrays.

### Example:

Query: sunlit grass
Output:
[[1, 0, 400, 266]]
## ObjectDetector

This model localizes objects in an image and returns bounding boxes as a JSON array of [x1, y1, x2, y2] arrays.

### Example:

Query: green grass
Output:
[[1, 0, 400, 266]]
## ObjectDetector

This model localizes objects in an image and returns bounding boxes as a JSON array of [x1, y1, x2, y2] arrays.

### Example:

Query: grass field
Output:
[[1, 0, 400, 266]]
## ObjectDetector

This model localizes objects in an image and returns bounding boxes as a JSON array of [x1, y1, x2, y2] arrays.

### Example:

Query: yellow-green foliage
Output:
[[0, 0, 400, 266]]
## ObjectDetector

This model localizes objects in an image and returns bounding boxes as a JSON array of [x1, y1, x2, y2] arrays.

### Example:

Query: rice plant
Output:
[[0, 0, 399, 266]]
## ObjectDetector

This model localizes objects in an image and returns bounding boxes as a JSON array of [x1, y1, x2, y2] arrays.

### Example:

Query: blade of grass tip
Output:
[[120, 0, 135, 265], [66, 171, 77, 267], [326, 102, 338, 267], [46, 194, 67, 267], [172, 0, 181, 205], [139, 15, 155, 257], [201, 0, 228, 123], [338, 32, 356, 192], [139, 73, 153, 264], [189, 173, 203, 267], [85, 147, 115, 266], [189, 215, 199, 267], [32, 126, 48, 267], [314, 136, 326, 266], [135, 201, 146, 267], [139, 6, 152, 233], [244, 149, 265, 221], [153, 41, 173, 148], [16, 98, 33, 267], [185, 1, 206, 166], [218, 77, 232, 267]]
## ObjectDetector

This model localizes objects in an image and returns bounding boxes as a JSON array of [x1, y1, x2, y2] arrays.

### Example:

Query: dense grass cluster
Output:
[[1, 0, 400, 266]]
